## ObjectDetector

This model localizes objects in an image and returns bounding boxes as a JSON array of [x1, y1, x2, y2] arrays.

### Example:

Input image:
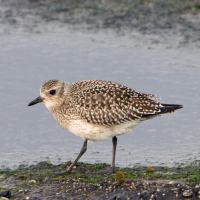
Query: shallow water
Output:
[[0, 29, 200, 169]]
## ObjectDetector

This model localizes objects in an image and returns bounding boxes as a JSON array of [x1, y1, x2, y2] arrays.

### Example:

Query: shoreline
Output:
[[1, 0, 200, 48], [1, 161, 200, 199]]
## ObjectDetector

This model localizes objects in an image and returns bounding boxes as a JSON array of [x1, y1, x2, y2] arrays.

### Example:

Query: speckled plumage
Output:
[[68, 80, 162, 125], [28, 79, 182, 174], [40, 79, 60, 93]]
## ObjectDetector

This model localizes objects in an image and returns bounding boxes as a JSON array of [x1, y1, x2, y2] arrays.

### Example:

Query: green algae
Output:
[[1, 161, 200, 196]]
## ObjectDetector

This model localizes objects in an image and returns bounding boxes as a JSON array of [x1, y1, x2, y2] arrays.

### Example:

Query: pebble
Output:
[[18, 189, 28, 194], [18, 175, 26, 179], [0, 190, 11, 198], [183, 189, 193, 197], [29, 180, 37, 184], [0, 198, 9, 200]]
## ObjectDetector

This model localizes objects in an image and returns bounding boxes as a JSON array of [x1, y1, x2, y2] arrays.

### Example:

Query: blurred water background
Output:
[[0, 0, 200, 169]]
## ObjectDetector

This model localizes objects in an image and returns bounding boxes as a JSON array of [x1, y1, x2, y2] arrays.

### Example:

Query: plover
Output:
[[28, 79, 182, 174]]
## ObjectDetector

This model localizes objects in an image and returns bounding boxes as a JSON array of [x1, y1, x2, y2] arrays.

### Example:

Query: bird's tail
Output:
[[159, 104, 183, 114], [142, 104, 183, 119]]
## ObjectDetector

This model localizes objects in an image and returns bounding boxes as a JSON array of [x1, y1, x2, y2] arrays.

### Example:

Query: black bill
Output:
[[28, 96, 44, 106]]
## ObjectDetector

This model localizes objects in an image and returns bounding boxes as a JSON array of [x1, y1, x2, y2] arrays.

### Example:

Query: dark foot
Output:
[[109, 167, 115, 174], [98, 167, 115, 174], [53, 169, 72, 175]]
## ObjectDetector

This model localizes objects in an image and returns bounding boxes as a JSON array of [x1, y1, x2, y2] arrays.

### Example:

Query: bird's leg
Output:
[[110, 136, 117, 174], [54, 140, 88, 175]]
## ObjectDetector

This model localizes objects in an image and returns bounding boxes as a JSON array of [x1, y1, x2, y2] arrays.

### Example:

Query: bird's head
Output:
[[28, 79, 69, 112]]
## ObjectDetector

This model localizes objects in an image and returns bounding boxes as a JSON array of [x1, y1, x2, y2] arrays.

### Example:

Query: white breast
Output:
[[65, 118, 140, 142]]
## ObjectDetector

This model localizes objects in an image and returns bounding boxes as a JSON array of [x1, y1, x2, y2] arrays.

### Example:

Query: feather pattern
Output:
[[64, 80, 165, 126]]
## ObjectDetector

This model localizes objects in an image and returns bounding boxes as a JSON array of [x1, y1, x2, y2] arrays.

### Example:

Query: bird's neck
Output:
[[51, 106, 70, 130]]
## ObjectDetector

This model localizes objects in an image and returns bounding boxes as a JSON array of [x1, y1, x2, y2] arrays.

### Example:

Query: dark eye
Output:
[[49, 89, 56, 95]]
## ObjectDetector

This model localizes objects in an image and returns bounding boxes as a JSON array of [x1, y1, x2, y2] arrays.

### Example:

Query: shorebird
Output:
[[28, 79, 182, 174]]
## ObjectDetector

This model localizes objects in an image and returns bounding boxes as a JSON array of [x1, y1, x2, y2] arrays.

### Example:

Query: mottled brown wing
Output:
[[69, 80, 162, 125]]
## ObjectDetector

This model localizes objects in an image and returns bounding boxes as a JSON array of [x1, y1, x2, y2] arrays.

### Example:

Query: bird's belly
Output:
[[64, 119, 140, 142]]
